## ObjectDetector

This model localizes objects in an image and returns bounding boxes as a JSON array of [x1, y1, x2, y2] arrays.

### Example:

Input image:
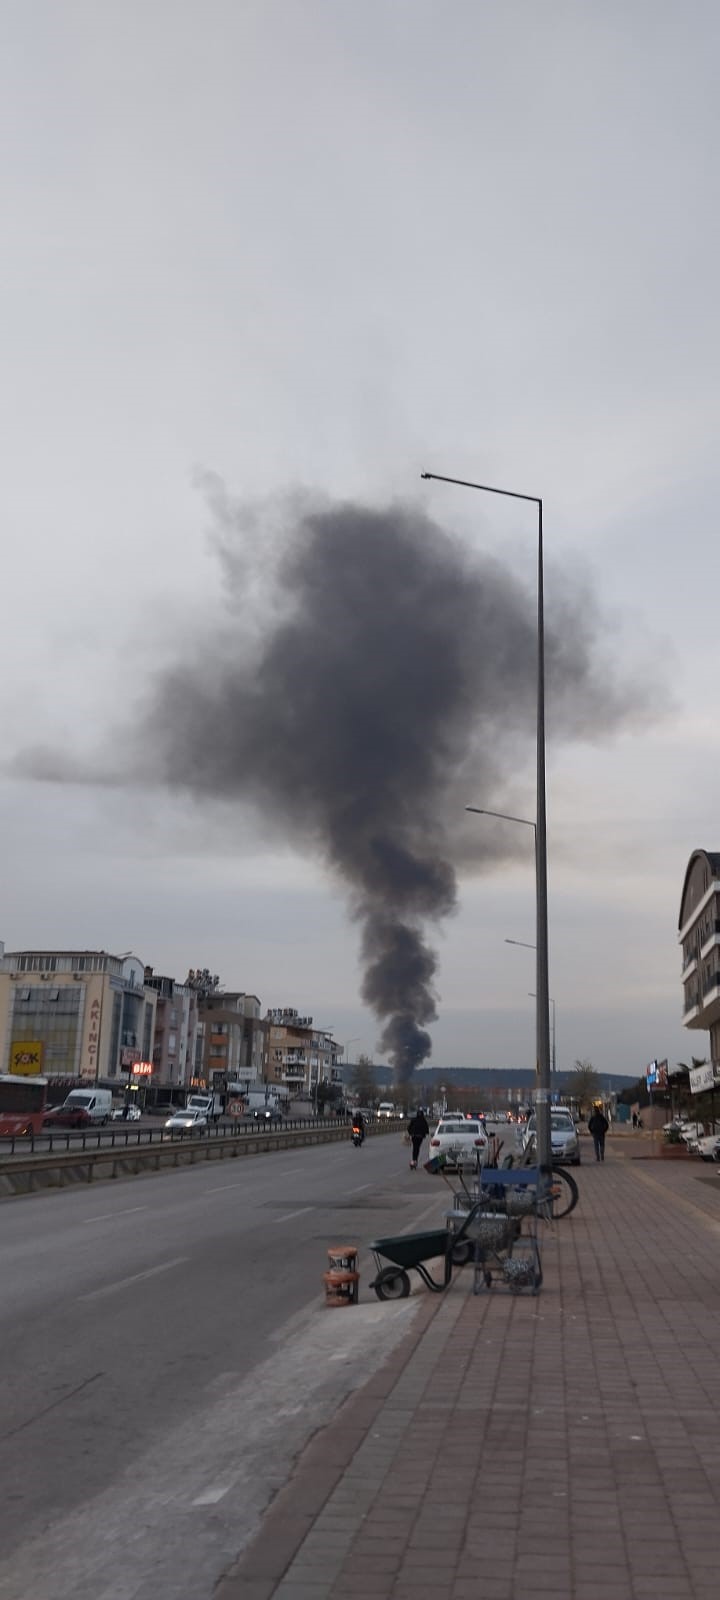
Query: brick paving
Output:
[[217, 1135, 720, 1600]]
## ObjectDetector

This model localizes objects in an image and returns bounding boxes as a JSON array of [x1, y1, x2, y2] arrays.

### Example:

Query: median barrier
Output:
[[0, 1117, 405, 1198]]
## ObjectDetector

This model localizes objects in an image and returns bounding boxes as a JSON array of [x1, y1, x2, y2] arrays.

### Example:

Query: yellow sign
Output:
[[10, 1041, 44, 1076]]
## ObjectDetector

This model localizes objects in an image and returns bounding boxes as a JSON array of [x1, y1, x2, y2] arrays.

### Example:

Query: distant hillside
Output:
[[341, 1064, 637, 1091]]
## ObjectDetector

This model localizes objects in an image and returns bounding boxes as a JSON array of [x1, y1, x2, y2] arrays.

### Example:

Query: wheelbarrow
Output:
[[368, 1228, 456, 1299]]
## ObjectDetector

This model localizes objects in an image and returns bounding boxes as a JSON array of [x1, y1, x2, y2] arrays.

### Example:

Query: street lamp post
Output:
[[468, 808, 539, 1101], [529, 993, 556, 1089], [424, 470, 551, 1179]]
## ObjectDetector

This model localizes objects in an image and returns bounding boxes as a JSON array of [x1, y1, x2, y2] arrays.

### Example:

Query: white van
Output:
[[377, 1102, 397, 1119], [61, 1088, 113, 1125]]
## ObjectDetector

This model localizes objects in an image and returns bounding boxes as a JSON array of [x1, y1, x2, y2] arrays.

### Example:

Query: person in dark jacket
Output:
[[587, 1105, 609, 1162], [407, 1109, 430, 1169]]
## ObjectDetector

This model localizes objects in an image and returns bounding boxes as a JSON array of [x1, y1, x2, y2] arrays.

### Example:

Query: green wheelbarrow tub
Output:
[[369, 1229, 450, 1269]]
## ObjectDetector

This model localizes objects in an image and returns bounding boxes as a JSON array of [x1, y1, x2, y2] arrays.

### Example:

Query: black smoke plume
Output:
[[128, 488, 639, 1082], [13, 487, 648, 1082]]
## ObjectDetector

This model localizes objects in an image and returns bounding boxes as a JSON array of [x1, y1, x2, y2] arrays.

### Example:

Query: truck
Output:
[[245, 1088, 285, 1114], [186, 1091, 224, 1122], [44, 1087, 113, 1127]]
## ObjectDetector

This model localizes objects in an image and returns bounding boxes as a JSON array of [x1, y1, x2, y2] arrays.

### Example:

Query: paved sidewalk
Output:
[[217, 1139, 720, 1600]]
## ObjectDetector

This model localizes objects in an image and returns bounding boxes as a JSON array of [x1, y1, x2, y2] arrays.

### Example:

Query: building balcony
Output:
[[700, 926, 720, 960], [684, 979, 720, 1030], [284, 1065, 306, 1080]]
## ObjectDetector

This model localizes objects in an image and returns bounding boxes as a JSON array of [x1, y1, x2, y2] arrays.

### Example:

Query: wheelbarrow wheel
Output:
[[450, 1239, 473, 1267], [374, 1266, 411, 1300]]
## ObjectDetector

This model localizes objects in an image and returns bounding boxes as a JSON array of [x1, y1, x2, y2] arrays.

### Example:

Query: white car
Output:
[[164, 1108, 208, 1135], [428, 1118, 488, 1168], [523, 1111, 581, 1166], [663, 1120, 705, 1144], [691, 1133, 720, 1161], [111, 1105, 142, 1122]]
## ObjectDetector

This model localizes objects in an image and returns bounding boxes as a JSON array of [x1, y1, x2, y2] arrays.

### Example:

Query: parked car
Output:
[[523, 1110, 581, 1165], [164, 1108, 208, 1135], [253, 1107, 283, 1124], [428, 1118, 488, 1168], [690, 1132, 720, 1161], [111, 1104, 142, 1122]]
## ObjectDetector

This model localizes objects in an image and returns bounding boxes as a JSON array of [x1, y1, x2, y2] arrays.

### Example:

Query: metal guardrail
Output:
[[0, 1113, 351, 1158], [0, 1117, 405, 1196]]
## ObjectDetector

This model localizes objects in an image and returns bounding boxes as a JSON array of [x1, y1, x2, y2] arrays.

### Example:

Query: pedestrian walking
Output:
[[407, 1108, 429, 1169], [631, 1110, 638, 1129], [588, 1105, 610, 1162]]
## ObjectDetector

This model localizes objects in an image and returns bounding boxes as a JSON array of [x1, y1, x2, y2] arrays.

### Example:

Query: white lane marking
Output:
[[191, 1482, 234, 1506], [204, 1182, 251, 1194], [79, 1257, 188, 1302], [204, 1162, 307, 1196], [84, 1206, 148, 1223], [349, 1182, 372, 1194], [271, 1206, 314, 1224]]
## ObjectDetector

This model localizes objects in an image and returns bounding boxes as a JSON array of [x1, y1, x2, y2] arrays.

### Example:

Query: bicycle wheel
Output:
[[546, 1164, 579, 1219]]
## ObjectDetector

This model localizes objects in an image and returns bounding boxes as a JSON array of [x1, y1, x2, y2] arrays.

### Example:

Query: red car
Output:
[[43, 1104, 93, 1129]]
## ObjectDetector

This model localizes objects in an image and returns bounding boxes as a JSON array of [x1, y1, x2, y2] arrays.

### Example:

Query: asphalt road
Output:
[[0, 1127, 470, 1600]]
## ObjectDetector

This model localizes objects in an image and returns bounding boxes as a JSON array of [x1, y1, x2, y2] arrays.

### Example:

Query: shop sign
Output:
[[86, 998, 101, 1073], [10, 1041, 44, 1076], [690, 1062, 716, 1093]]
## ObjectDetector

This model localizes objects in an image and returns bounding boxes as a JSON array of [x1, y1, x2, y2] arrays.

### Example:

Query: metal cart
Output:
[[465, 1166, 542, 1295]]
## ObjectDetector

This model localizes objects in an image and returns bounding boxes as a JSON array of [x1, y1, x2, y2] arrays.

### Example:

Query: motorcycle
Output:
[[351, 1124, 365, 1148]]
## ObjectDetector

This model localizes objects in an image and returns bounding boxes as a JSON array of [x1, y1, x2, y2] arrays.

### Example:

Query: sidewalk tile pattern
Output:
[[218, 1140, 720, 1599]]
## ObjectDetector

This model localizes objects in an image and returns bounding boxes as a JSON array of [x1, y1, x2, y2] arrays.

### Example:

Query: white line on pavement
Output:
[[79, 1257, 189, 1302], [83, 1206, 148, 1223], [271, 1207, 314, 1224], [349, 1182, 373, 1194], [191, 1483, 234, 1506]]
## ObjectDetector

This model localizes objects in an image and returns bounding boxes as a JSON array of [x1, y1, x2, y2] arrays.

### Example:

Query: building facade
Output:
[[679, 850, 720, 1064], [265, 1007, 341, 1098], [197, 991, 266, 1091], [0, 946, 157, 1086], [144, 969, 202, 1089]]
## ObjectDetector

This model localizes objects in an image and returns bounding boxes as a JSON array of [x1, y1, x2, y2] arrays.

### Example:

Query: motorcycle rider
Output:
[[351, 1110, 365, 1145]]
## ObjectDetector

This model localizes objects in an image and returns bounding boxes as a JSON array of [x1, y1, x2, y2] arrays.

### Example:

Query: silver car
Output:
[[524, 1111, 581, 1166]]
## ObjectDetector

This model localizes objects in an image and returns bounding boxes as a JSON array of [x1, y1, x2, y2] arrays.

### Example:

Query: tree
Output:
[[316, 1080, 344, 1116], [349, 1053, 377, 1106], [566, 1059, 600, 1113]]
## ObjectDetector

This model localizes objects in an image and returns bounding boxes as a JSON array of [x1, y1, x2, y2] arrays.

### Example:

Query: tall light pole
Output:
[[529, 994, 556, 1090], [424, 471, 551, 1179], [467, 808, 538, 1104]]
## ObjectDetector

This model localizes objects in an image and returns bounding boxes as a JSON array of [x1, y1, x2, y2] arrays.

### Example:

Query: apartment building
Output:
[[679, 849, 720, 1066], [265, 1007, 341, 1098], [196, 991, 266, 1091], [0, 945, 157, 1084], [143, 969, 203, 1089]]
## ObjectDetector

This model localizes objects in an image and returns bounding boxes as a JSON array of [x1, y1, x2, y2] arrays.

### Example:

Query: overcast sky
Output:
[[2, 0, 718, 1078]]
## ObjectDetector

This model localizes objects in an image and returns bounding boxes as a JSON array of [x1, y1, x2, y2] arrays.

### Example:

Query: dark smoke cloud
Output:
[[135, 491, 647, 1081], [14, 489, 651, 1082]]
